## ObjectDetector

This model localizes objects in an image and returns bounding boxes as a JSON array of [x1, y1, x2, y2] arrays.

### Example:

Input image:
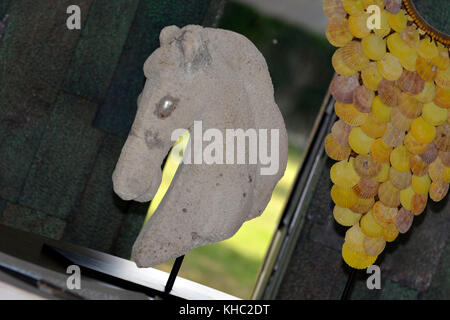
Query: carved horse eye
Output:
[[155, 95, 179, 118]]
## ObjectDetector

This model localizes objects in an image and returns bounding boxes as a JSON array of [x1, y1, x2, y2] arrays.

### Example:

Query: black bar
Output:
[[341, 268, 357, 300], [41, 243, 183, 300], [164, 255, 185, 294]]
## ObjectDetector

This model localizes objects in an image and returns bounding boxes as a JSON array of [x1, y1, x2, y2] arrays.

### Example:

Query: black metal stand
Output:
[[341, 268, 357, 300], [159, 151, 186, 295], [164, 255, 185, 294]]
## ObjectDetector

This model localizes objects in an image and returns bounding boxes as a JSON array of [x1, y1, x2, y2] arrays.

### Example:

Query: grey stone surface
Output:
[[112, 25, 289, 267]]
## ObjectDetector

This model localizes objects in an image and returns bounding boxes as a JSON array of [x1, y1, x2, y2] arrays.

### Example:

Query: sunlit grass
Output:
[[143, 131, 302, 298], [144, 131, 190, 225]]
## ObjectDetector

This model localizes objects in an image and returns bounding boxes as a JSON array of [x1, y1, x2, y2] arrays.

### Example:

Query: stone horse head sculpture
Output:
[[112, 25, 288, 267]]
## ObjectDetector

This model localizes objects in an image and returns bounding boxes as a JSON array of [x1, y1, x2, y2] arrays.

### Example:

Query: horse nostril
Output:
[[112, 182, 135, 201], [112, 169, 142, 201], [155, 95, 179, 118]]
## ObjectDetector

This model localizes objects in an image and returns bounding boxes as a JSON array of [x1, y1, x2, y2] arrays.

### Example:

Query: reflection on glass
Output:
[[144, 0, 335, 298]]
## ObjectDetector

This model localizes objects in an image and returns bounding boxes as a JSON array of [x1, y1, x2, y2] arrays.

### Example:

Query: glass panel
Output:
[[148, 0, 335, 298]]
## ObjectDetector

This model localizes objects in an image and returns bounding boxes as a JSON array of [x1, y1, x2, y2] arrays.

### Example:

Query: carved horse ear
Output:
[[159, 25, 181, 46], [181, 31, 203, 63], [180, 30, 211, 73]]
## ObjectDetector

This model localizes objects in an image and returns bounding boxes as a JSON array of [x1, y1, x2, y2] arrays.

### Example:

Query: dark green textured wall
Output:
[[0, 0, 214, 258], [413, 0, 450, 35]]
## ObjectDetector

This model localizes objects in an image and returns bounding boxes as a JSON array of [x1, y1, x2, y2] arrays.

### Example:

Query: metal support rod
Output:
[[341, 268, 357, 300], [164, 255, 185, 294]]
